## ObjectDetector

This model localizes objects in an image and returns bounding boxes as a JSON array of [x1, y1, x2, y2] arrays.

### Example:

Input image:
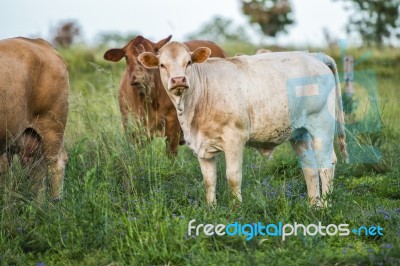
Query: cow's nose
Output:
[[170, 76, 187, 87]]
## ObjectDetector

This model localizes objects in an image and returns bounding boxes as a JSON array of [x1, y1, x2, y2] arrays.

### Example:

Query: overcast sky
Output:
[[1, 0, 351, 47]]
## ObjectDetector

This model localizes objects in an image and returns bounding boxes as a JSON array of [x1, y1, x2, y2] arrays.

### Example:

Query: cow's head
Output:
[[138, 42, 211, 97], [103, 35, 172, 95]]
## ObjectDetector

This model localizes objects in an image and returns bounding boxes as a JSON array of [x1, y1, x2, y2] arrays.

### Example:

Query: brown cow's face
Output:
[[126, 54, 152, 96], [124, 38, 154, 96], [104, 35, 172, 96]]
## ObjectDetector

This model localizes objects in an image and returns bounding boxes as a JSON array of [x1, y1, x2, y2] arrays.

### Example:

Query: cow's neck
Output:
[[176, 64, 213, 137], [153, 69, 170, 111]]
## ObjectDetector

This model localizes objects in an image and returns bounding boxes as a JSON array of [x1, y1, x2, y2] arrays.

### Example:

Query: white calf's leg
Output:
[[302, 168, 321, 206], [224, 143, 244, 203], [325, 150, 337, 193], [314, 141, 336, 207], [198, 157, 217, 205], [290, 136, 320, 206]]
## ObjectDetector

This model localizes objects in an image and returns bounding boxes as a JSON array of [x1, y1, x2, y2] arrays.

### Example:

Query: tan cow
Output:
[[139, 42, 347, 207], [0, 37, 69, 200], [256, 48, 272, 54], [104, 35, 227, 155]]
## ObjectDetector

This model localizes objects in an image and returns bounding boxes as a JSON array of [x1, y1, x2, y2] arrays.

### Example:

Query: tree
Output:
[[186, 16, 251, 44], [337, 0, 400, 46], [241, 0, 294, 38], [52, 20, 81, 48]]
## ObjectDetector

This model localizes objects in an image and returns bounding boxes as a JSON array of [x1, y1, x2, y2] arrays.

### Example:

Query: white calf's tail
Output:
[[323, 55, 348, 162]]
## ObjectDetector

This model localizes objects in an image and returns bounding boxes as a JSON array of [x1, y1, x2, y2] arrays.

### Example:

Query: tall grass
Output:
[[0, 44, 399, 265]]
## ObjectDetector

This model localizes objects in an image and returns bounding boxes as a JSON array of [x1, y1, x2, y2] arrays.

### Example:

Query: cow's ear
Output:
[[154, 35, 172, 53], [104, 48, 125, 62], [191, 47, 211, 64], [138, 52, 159, 69]]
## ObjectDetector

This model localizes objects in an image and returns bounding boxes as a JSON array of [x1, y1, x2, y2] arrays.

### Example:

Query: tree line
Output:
[[52, 0, 399, 48]]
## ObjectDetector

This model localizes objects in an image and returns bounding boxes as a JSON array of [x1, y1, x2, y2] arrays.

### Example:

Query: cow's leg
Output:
[[123, 112, 151, 147], [28, 143, 67, 202], [224, 142, 244, 203], [198, 157, 217, 205], [318, 151, 337, 207], [17, 129, 42, 166], [14, 129, 46, 198], [0, 153, 10, 173], [290, 134, 321, 206], [30, 157, 47, 201], [48, 146, 67, 200], [45, 146, 67, 200], [39, 128, 67, 200], [311, 136, 335, 207], [165, 119, 180, 156]]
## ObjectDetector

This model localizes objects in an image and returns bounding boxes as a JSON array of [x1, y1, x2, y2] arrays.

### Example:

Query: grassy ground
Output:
[[0, 43, 399, 265]]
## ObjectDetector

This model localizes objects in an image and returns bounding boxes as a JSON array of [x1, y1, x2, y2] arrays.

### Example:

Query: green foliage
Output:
[[0, 45, 399, 265], [95, 31, 141, 48], [220, 41, 260, 56], [336, 0, 400, 46], [241, 0, 294, 38], [186, 16, 252, 45]]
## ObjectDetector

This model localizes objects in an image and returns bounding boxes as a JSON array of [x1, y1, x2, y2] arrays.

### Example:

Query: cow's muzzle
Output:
[[169, 76, 188, 96]]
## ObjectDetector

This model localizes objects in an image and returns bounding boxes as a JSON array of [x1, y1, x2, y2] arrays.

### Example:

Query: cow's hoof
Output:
[[51, 196, 63, 203]]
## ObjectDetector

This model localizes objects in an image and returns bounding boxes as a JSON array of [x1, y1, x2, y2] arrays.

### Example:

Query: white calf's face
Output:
[[159, 43, 192, 96], [138, 42, 211, 97]]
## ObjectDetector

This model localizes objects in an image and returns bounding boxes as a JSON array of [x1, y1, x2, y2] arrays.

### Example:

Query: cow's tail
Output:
[[323, 55, 348, 162]]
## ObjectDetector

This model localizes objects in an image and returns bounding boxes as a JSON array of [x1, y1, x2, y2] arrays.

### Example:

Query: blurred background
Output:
[[1, 1, 400, 265], [1, 0, 399, 49]]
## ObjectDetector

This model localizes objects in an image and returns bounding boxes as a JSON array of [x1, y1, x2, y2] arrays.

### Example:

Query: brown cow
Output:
[[104, 35, 227, 155], [0, 37, 69, 200]]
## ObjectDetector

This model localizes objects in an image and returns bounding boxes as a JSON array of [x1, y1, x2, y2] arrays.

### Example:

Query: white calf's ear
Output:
[[138, 52, 159, 69], [191, 47, 211, 64]]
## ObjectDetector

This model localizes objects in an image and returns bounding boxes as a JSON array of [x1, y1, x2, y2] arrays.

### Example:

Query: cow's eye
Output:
[[187, 60, 192, 67], [160, 64, 166, 69]]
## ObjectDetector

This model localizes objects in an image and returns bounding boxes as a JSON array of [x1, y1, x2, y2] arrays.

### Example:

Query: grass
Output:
[[0, 43, 399, 265]]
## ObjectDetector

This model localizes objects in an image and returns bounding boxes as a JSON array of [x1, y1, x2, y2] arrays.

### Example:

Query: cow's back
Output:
[[184, 40, 228, 58], [0, 37, 69, 152], [188, 52, 335, 145]]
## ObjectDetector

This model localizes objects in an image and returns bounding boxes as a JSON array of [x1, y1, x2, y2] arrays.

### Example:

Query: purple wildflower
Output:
[[383, 243, 392, 249]]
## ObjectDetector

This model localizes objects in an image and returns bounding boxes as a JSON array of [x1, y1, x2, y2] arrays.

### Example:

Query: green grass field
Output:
[[0, 43, 399, 265]]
